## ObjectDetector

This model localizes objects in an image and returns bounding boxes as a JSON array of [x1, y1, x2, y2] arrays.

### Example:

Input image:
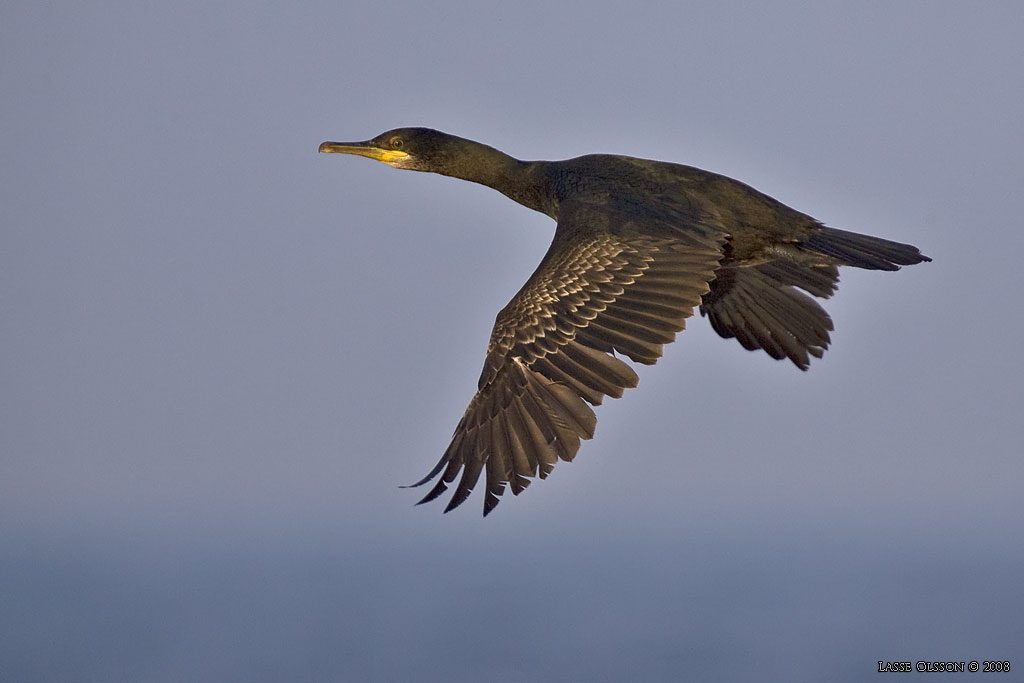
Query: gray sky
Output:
[[3, 2, 1022, 681]]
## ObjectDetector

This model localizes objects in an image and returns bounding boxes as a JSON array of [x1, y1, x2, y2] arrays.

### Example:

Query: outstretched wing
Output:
[[408, 201, 727, 515]]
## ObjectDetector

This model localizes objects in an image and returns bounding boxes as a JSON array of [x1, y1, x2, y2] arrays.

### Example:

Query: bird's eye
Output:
[[391, 138, 404, 149]]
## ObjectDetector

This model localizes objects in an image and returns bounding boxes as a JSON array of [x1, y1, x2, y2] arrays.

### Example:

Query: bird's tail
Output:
[[803, 226, 931, 271]]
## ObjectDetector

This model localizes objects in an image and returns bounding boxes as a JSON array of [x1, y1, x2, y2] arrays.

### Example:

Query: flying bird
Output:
[[319, 128, 930, 515]]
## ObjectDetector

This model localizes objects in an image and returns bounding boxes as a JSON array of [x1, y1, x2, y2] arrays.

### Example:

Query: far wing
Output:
[[699, 260, 839, 370]]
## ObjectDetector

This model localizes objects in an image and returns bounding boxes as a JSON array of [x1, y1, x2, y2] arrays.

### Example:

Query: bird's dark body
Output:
[[547, 154, 821, 254], [319, 128, 930, 515]]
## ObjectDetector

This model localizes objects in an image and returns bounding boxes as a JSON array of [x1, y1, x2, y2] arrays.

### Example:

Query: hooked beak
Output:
[[318, 140, 410, 164]]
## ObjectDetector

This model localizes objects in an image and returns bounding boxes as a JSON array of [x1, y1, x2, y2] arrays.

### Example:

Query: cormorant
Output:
[[319, 128, 930, 515]]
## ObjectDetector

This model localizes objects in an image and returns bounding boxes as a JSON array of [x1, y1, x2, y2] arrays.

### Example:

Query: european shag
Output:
[[319, 128, 930, 515]]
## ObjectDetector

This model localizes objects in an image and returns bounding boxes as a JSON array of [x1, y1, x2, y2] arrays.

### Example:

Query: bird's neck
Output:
[[440, 142, 558, 219]]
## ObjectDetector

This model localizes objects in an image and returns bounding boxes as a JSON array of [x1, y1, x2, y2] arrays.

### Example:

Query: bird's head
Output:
[[318, 127, 466, 171], [318, 127, 513, 181]]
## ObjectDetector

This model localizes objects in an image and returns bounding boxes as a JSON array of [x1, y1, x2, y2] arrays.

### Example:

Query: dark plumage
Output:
[[319, 128, 930, 515]]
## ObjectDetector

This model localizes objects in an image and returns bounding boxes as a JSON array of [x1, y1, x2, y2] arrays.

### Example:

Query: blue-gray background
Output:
[[3, 2, 1022, 681]]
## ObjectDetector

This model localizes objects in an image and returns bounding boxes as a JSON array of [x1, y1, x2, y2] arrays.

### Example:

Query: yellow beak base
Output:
[[318, 141, 410, 164]]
